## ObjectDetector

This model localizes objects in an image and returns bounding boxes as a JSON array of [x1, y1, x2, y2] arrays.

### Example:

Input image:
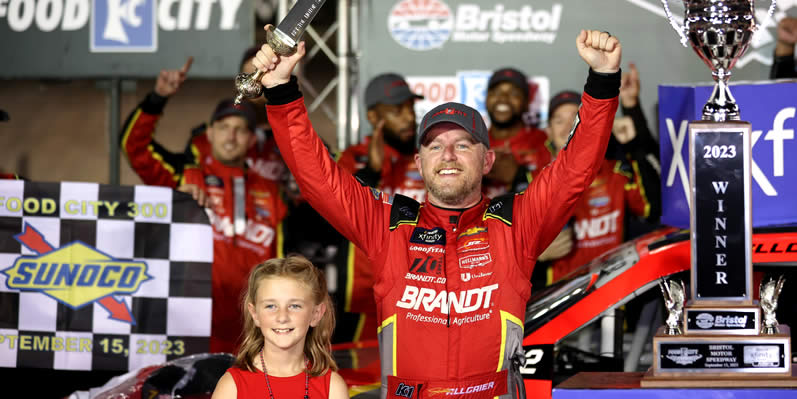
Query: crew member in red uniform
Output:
[[336, 73, 424, 342], [178, 99, 287, 354], [120, 54, 351, 343], [484, 67, 553, 197], [120, 53, 285, 188], [253, 28, 622, 399], [547, 63, 661, 282]]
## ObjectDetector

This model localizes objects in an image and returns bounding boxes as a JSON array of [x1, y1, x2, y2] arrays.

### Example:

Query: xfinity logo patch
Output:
[[410, 227, 446, 245], [91, 0, 157, 52]]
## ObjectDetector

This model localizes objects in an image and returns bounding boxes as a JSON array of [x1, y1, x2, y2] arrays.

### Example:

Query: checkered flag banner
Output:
[[0, 180, 213, 371]]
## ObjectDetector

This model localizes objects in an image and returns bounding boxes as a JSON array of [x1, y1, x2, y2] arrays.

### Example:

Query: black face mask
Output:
[[383, 127, 417, 155], [487, 110, 524, 130]]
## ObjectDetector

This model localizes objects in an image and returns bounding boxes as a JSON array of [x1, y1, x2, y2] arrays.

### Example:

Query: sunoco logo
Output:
[[1, 222, 150, 324], [388, 0, 563, 51]]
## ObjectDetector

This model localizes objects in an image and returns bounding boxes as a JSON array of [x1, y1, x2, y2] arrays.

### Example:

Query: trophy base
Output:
[[651, 325, 792, 377], [640, 366, 797, 388], [684, 301, 761, 335]]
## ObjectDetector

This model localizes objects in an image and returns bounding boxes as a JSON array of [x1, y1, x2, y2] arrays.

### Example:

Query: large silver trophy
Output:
[[234, 0, 327, 104], [661, 0, 777, 122], [644, 1, 795, 385]]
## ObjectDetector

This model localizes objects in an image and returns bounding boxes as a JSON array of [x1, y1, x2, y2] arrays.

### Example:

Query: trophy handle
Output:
[[660, 0, 688, 46], [754, 0, 778, 33]]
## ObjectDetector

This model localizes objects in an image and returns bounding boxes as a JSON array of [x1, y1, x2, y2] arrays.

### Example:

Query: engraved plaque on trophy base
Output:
[[684, 302, 761, 335], [651, 326, 792, 377]]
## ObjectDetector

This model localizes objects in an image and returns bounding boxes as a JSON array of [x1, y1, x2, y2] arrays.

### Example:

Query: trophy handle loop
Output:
[[756, 0, 778, 33], [660, 0, 688, 46]]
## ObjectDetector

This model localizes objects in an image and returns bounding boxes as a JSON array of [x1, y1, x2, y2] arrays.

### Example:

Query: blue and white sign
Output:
[[659, 81, 797, 229], [91, 0, 157, 52]]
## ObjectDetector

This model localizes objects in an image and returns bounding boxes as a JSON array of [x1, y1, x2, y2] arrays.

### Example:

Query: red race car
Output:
[[335, 226, 797, 399], [70, 227, 797, 399]]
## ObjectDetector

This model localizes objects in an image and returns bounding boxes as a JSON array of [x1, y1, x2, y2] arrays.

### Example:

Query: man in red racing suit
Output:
[[178, 99, 286, 354], [254, 30, 621, 399]]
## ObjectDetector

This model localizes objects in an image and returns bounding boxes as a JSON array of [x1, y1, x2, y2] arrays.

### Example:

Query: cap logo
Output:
[[386, 80, 409, 96], [432, 108, 466, 118]]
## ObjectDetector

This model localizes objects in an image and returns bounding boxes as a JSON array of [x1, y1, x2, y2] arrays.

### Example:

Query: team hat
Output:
[[416, 102, 489, 149], [364, 73, 423, 109], [548, 90, 582, 117], [488, 67, 530, 99], [210, 99, 257, 132]]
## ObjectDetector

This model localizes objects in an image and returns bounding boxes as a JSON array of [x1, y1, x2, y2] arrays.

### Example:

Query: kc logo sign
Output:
[[659, 82, 797, 228], [91, 0, 156, 51]]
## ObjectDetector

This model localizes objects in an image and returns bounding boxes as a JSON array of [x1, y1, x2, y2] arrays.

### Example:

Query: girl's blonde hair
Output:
[[235, 256, 337, 376]]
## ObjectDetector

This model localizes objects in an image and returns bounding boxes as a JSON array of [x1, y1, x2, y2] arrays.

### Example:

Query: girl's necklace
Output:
[[260, 349, 310, 399]]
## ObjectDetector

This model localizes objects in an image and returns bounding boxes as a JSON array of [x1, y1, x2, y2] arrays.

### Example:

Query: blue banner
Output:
[[658, 81, 797, 229]]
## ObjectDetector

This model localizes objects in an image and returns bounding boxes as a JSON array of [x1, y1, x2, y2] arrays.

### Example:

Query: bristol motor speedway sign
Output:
[[0, 0, 252, 77], [358, 0, 794, 138], [659, 81, 797, 229]]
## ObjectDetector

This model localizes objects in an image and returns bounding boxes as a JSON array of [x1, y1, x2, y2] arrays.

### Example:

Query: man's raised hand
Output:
[[252, 25, 306, 89], [154, 57, 193, 97], [576, 30, 621, 74]]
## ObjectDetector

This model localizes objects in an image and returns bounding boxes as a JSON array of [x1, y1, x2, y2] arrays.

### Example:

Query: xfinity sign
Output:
[[658, 81, 797, 228]]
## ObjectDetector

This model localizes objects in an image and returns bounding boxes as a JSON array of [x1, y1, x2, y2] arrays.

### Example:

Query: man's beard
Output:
[[383, 127, 416, 155], [487, 110, 524, 130], [426, 164, 481, 206]]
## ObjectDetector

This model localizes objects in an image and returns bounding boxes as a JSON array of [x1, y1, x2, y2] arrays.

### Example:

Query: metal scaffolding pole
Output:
[[337, 0, 351, 151], [277, 0, 358, 151]]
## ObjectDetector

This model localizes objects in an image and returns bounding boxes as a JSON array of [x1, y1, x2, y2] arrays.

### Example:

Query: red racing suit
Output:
[[120, 92, 285, 188], [265, 71, 619, 399], [550, 158, 653, 281], [183, 159, 287, 354], [337, 139, 427, 342], [484, 126, 553, 198]]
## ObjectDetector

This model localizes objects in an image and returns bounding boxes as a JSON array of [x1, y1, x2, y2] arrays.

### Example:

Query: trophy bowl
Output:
[[661, 0, 776, 122]]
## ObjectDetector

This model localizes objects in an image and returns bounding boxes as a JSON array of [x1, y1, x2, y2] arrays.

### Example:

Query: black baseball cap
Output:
[[210, 99, 257, 132], [416, 102, 489, 149], [548, 90, 581, 117], [488, 67, 530, 99], [364, 73, 423, 109]]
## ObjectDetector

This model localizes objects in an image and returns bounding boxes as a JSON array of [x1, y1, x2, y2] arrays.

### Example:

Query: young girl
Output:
[[212, 256, 349, 399]]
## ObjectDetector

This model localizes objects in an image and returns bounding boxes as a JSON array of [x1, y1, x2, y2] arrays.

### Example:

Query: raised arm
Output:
[[120, 57, 196, 187], [252, 33, 390, 260], [516, 30, 622, 262]]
